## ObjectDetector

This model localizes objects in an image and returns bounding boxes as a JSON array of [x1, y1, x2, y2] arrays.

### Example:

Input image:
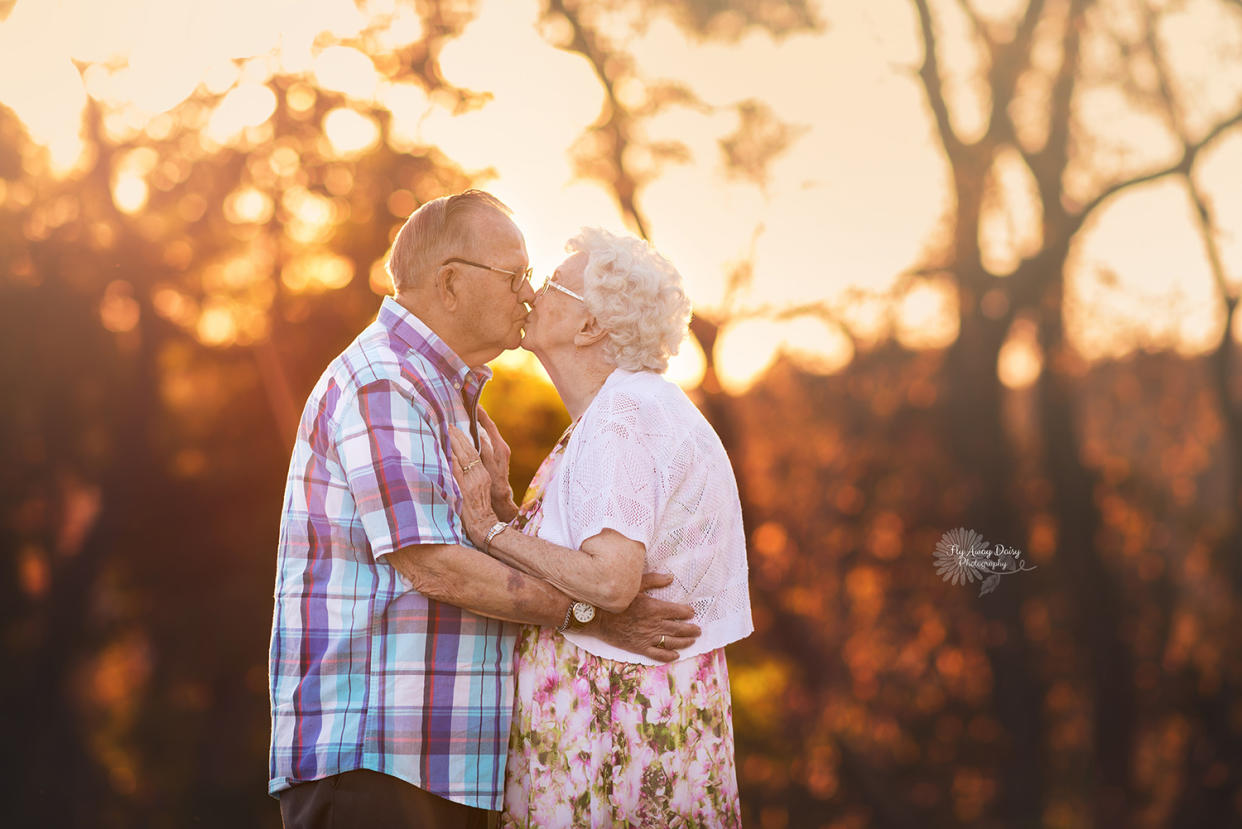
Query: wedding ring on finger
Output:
[[463, 459, 482, 472], [658, 634, 665, 648]]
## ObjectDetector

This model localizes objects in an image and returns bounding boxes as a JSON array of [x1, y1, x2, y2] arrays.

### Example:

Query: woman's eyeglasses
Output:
[[535, 279, 586, 303]]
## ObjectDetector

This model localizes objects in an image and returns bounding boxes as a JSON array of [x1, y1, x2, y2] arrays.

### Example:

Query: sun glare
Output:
[[205, 83, 277, 145], [313, 46, 378, 100], [0, 0, 1239, 374], [711, 318, 778, 395], [666, 335, 707, 391]]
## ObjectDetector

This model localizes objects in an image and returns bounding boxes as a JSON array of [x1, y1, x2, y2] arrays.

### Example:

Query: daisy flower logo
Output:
[[934, 527, 988, 585], [934, 527, 1037, 596]]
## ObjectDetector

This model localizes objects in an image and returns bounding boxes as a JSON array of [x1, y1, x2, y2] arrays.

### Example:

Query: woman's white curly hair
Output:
[[569, 227, 692, 373]]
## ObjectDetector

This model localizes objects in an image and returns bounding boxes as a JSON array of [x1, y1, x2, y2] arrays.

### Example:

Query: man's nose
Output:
[[517, 278, 536, 308]]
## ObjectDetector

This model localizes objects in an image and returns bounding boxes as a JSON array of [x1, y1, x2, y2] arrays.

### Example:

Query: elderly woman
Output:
[[448, 227, 753, 827]]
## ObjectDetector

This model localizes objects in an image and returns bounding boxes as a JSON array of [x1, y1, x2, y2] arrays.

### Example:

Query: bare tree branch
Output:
[[544, 0, 652, 239], [911, 0, 963, 157], [1028, 0, 1092, 231], [953, 0, 993, 52], [1144, 0, 1242, 601], [991, 0, 1048, 126], [1069, 106, 1242, 234], [1141, 2, 1235, 307]]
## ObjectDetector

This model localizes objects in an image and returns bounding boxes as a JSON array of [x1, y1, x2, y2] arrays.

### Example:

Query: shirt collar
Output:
[[378, 296, 494, 388]]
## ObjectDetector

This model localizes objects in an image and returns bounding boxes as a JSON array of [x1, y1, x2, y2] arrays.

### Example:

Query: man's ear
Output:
[[435, 264, 461, 310], [573, 315, 608, 348]]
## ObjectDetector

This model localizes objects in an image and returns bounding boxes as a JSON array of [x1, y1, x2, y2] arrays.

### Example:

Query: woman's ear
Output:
[[574, 315, 608, 348]]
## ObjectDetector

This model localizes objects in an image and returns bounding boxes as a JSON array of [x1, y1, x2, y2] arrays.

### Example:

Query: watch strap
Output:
[[556, 603, 574, 633]]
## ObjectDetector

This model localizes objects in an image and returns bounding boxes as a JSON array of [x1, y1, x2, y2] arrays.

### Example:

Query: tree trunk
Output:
[[942, 305, 1048, 824]]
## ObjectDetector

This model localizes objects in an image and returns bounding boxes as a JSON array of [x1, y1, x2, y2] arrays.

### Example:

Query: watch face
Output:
[[572, 601, 595, 624]]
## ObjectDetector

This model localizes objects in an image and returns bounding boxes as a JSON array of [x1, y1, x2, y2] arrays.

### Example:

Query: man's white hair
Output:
[[387, 189, 511, 293], [569, 227, 692, 373]]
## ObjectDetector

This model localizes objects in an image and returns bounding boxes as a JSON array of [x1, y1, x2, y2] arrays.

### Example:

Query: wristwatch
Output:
[[572, 601, 596, 625], [557, 601, 596, 632], [484, 521, 508, 554]]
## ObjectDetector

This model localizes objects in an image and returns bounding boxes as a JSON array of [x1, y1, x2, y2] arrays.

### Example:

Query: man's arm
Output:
[[386, 542, 570, 626], [581, 573, 702, 663], [386, 549, 702, 663]]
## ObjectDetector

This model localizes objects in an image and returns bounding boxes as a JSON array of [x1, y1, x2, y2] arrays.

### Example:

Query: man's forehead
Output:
[[467, 211, 526, 257]]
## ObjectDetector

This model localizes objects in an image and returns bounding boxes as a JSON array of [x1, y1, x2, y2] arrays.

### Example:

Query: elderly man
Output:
[[268, 190, 699, 828]]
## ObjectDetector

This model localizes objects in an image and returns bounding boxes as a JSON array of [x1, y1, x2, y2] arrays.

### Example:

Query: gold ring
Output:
[[658, 635, 665, 648], [463, 459, 482, 472]]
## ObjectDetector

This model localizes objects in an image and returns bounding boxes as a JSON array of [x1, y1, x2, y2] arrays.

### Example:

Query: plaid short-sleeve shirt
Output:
[[268, 297, 517, 808]]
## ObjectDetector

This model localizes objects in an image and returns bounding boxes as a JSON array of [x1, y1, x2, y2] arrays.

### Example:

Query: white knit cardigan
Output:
[[537, 368, 754, 665]]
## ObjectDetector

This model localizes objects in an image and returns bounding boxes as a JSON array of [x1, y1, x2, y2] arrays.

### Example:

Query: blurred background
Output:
[[2, 0, 1241, 826]]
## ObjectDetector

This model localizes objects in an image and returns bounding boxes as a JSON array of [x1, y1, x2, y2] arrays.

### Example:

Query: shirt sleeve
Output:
[[564, 390, 667, 550], [336, 379, 464, 559]]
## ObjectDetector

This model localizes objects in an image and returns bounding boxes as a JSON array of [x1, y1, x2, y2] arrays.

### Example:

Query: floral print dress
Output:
[[501, 423, 742, 828]]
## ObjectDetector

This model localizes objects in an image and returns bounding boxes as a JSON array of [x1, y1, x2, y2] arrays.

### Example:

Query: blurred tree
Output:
[[0, 8, 487, 824], [4, 1, 1242, 827], [537, 0, 1242, 826], [907, 0, 1242, 824]]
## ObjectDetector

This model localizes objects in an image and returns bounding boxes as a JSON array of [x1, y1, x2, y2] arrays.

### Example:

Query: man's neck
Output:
[[393, 292, 491, 371]]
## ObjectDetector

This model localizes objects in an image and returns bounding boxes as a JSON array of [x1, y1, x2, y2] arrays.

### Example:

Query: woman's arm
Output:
[[448, 426, 644, 612]]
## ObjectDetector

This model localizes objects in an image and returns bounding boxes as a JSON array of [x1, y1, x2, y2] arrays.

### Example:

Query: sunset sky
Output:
[[2, 0, 1240, 392]]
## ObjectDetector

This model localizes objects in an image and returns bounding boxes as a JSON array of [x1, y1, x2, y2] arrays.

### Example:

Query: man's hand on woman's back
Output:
[[590, 572, 701, 663]]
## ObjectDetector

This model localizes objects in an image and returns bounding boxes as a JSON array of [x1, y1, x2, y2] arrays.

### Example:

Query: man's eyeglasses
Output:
[[535, 279, 586, 303], [442, 258, 532, 293]]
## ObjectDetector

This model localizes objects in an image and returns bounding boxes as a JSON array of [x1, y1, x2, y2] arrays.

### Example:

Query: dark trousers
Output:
[[279, 769, 492, 829]]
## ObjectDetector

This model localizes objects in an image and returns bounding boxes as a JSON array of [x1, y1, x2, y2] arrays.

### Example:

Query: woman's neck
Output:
[[539, 350, 615, 421]]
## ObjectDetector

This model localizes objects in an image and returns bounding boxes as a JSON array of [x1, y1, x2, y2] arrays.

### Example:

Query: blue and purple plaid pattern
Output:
[[269, 296, 517, 808]]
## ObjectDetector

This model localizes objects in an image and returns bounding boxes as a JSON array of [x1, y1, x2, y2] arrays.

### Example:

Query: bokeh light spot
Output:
[[197, 301, 238, 346], [112, 172, 148, 214], [897, 280, 960, 349], [225, 187, 274, 224], [205, 82, 277, 144], [282, 252, 354, 294], [998, 318, 1044, 389], [100, 281, 140, 333], [323, 107, 380, 157]]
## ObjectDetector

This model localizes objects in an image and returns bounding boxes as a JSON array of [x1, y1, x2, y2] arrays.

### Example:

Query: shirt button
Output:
[[453, 381, 461, 390]]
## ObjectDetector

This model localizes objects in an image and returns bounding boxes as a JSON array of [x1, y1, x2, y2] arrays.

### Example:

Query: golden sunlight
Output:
[[667, 335, 708, 391], [0, 0, 1239, 372]]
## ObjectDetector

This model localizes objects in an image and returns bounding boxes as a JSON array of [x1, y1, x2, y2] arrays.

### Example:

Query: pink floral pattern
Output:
[[501, 423, 741, 828]]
